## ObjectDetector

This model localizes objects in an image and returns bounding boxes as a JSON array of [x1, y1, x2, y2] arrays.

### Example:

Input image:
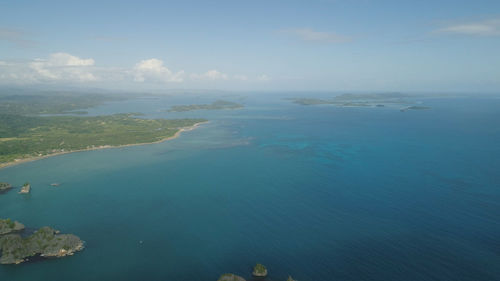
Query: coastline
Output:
[[0, 121, 208, 170]]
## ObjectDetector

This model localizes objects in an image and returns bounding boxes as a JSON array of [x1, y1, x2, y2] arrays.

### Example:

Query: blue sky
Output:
[[1, 0, 499, 92]]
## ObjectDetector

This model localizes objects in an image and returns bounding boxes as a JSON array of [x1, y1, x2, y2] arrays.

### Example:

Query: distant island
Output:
[[0, 218, 84, 265], [400, 105, 431, 112], [167, 100, 243, 112], [289, 93, 424, 109]]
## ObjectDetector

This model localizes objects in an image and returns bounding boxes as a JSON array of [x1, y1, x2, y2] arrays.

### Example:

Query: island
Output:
[[0, 219, 84, 265], [217, 264, 298, 281], [0, 182, 12, 193], [289, 93, 423, 108], [167, 100, 243, 112], [252, 263, 268, 277], [217, 273, 246, 281], [19, 182, 31, 194], [400, 105, 431, 112]]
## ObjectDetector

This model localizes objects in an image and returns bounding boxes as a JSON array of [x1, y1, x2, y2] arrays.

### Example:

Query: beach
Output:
[[0, 121, 208, 170]]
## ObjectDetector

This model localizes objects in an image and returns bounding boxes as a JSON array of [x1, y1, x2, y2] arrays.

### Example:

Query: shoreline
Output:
[[0, 121, 209, 170]]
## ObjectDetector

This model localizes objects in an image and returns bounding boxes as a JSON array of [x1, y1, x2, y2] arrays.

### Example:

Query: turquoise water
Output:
[[1, 95, 500, 281]]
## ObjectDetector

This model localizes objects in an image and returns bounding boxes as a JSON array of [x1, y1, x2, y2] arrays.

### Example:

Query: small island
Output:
[[0, 182, 12, 194], [400, 105, 431, 112], [217, 273, 246, 281], [0, 219, 84, 265], [252, 263, 268, 277], [167, 100, 243, 112], [19, 182, 31, 194], [217, 264, 297, 281]]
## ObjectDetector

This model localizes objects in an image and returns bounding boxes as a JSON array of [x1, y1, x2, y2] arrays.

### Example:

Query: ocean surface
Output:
[[1, 94, 499, 281]]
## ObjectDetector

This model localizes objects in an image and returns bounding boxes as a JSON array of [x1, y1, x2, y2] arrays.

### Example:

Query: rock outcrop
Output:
[[217, 273, 246, 281], [0, 182, 12, 193], [19, 182, 31, 194], [252, 263, 268, 277], [0, 225, 84, 264]]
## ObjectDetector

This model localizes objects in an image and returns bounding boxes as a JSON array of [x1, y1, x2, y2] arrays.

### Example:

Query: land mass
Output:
[[167, 100, 243, 112], [0, 219, 84, 265], [0, 113, 206, 168], [289, 93, 420, 108], [0, 90, 124, 115]]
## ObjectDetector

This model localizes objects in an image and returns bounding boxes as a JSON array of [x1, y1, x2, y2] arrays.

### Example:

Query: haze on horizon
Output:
[[1, 0, 499, 93]]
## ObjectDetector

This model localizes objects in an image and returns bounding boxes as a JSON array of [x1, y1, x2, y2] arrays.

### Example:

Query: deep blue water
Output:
[[1, 95, 499, 281]]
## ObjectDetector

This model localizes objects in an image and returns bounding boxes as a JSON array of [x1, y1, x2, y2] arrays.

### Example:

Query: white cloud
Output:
[[191, 69, 229, 81], [28, 53, 97, 82], [436, 19, 500, 36], [0, 53, 260, 87], [133, 58, 184, 83], [283, 28, 351, 43], [233, 74, 248, 81]]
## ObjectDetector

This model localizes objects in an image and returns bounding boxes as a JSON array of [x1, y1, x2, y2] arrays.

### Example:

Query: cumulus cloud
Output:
[[283, 28, 351, 43], [29, 53, 97, 82], [436, 19, 500, 36], [0, 53, 259, 87], [191, 69, 229, 80], [133, 58, 184, 83]]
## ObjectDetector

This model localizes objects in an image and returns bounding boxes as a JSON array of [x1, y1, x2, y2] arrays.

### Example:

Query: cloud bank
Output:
[[0, 53, 269, 86], [436, 19, 500, 36]]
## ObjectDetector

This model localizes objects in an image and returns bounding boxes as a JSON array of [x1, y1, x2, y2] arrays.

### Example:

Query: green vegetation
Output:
[[252, 263, 268, 277], [0, 113, 205, 165], [0, 219, 24, 235], [168, 100, 243, 112], [0, 223, 84, 264]]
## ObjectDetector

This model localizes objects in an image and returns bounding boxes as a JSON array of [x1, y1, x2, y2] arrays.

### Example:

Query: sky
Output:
[[0, 0, 499, 92]]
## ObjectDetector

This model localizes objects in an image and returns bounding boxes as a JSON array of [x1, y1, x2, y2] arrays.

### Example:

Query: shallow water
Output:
[[1, 95, 499, 281]]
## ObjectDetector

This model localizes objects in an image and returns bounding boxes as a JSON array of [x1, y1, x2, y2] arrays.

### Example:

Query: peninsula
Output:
[[0, 113, 206, 168]]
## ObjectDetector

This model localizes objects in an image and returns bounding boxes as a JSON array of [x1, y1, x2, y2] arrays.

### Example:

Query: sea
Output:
[[1, 93, 499, 281]]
